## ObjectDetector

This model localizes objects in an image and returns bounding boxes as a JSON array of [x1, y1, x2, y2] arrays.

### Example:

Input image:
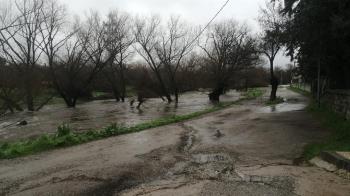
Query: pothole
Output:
[[178, 124, 196, 152], [192, 153, 231, 164]]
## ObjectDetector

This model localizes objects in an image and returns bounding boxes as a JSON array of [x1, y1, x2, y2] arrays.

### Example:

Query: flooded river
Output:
[[0, 91, 241, 142]]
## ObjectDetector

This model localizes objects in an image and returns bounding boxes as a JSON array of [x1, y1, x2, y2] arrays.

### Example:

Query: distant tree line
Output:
[[1, 0, 287, 114]]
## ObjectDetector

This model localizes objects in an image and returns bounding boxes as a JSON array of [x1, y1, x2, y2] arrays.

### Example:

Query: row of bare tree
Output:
[[0, 0, 281, 113]]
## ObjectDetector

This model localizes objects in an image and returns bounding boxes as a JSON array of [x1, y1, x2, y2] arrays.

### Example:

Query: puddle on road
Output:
[[258, 103, 307, 113]]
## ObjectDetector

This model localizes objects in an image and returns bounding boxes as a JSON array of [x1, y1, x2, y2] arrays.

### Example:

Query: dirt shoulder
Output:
[[1, 87, 349, 195]]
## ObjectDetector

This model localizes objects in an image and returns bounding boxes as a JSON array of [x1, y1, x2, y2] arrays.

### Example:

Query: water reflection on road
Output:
[[258, 86, 309, 113], [258, 102, 307, 113]]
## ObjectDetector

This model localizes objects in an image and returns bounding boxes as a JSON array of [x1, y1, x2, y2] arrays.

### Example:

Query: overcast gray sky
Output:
[[61, 0, 264, 29], [59, 0, 291, 67]]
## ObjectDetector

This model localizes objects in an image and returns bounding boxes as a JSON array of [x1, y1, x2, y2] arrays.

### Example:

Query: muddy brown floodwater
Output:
[[0, 86, 349, 196], [0, 91, 240, 142]]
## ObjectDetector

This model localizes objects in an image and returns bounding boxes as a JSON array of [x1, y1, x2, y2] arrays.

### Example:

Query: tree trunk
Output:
[[64, 98, 75, 108], [120, 69, 126, 102], [269, 58, 278, 101], [25, 85, 34, 111], [270, 76, 279, 101], [137, 93, 145, 109], [174, 88, 179, 103], [6, 103, 14, 113], [154, 71, 172, 103], [209, 82, 225, 102], [112, 87, 121, 102], [171, 75, 179, 103], [72, 98, 77, 107]]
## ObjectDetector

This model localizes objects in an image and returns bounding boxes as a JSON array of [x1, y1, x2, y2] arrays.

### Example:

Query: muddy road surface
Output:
[[1, 87, 349, 195]]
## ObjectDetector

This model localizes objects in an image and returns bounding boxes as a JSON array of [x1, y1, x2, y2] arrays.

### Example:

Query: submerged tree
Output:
[[258, 1, 285, 101], [52, 13, 118, 107], [103, 10, 133, 102], [200, 20, 258, 102], [38, 0, 72, 110], [52, 23, 91, 107], [134, 16, 173, 103], [155, 16, 194, 103]]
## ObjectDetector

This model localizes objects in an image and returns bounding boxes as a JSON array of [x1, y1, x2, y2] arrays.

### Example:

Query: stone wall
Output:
[[323, 90, 350, 120]]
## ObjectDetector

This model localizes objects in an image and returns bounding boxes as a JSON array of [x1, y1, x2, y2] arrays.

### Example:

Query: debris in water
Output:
[[16, 120, 28, 126]]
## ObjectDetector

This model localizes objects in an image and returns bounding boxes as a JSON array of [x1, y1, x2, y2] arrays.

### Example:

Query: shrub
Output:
[[57, 124, 72, 137]]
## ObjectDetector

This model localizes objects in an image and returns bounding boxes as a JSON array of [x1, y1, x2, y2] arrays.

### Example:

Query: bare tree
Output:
[[0, 2, 22, 114], [103, 10, 133, 102], [200, 20, 258, 101], [53, 28, 90, 107], [0, 0, 46, 111], [39, 0, 69, 75], [134, 16, 172, 103], [155, 16, 194, 103], [35, 0, 72, 110], [258, 1, 285, 101], [0, 0, 26, 33], [52, 12, 120, 107]]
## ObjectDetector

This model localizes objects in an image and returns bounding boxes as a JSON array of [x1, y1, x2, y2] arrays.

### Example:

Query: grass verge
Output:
[[0, 88, 264, 159], [302, 103, 350, 160], [288, 86, 311, 97], [290, 85, 350, 160]]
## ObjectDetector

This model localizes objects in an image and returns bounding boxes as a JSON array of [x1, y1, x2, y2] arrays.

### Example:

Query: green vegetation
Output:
[[289, 85, 349, 160], [47, 97, 65, 105], [0, 88, 264, 159], [302, 103, 350, 160], [288, 86, 311, 97], [126, 86, 136, 97], [92, 91, 108, 98], [242, 88, 264, 99]]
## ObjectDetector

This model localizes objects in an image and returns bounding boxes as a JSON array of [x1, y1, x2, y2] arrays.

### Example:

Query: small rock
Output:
[[17, 120, 28, 126], [214, 130, 223, 138]]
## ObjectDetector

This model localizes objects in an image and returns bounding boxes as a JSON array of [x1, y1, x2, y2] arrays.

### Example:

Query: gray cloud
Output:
[[60, 0, 264, 28], [59, 0, 291, 67]]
